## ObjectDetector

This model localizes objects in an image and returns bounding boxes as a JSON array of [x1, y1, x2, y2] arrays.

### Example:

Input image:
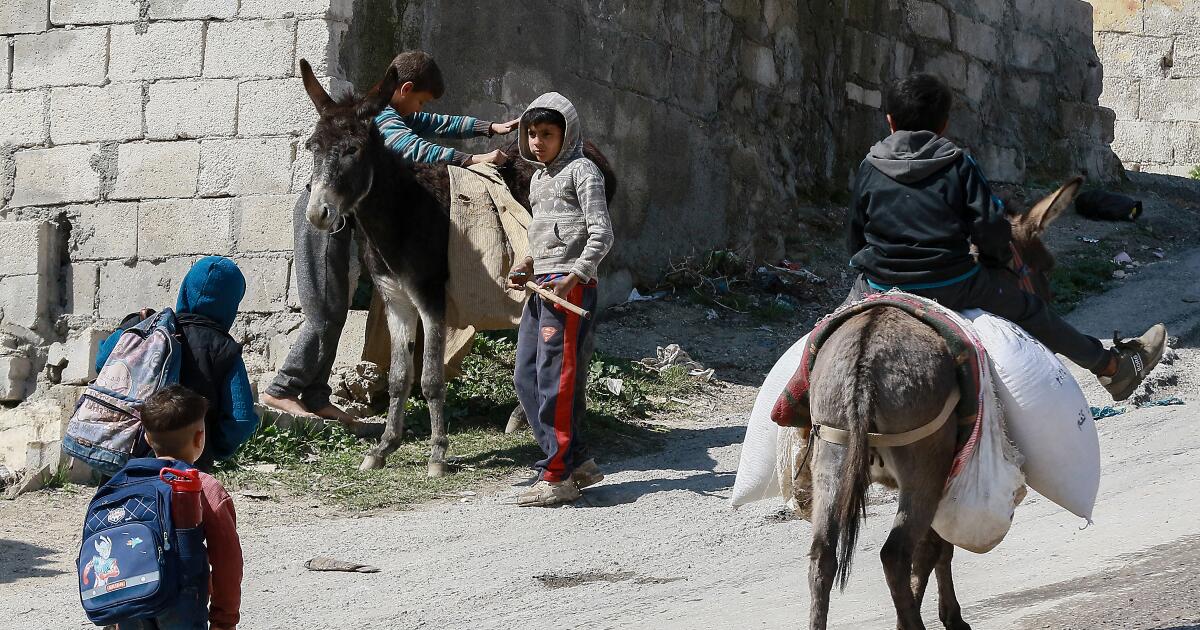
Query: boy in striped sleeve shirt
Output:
[[263, 50, 518, 424]]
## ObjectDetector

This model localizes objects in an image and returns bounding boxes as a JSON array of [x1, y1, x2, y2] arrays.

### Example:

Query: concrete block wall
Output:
[[0, 0, 1124, 427], [1086, 0, 1200, 177], [0, 0, 350, 406]]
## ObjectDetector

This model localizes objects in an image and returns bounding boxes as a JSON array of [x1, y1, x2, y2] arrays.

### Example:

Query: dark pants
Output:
[[847, 267, 1110, 373], [514, 281, 597, 482], [266, 192, 353, 410]]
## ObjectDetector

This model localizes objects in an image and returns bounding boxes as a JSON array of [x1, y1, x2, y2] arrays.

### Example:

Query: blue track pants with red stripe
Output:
[[514, 281, 597, 483]]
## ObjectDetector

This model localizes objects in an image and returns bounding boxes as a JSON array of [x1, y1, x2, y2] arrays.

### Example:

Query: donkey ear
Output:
[[359, 66, 399, 119], [300, 58, 334, 114], [1026, 175, 1084, 233]]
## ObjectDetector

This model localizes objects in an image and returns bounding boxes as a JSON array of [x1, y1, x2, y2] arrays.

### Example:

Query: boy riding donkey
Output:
[[263, 51, 520, 426], [845, 73, 1166, 400]]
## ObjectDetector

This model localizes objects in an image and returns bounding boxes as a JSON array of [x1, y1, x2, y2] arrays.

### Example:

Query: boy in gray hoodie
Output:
[[507, 92, 614, 507]]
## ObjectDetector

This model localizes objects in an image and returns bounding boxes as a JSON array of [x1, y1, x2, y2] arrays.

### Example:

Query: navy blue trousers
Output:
[[514, 281, 597, 482]]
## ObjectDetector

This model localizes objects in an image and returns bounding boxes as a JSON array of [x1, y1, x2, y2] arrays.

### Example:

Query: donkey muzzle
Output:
[[305, 191, 340, 231]]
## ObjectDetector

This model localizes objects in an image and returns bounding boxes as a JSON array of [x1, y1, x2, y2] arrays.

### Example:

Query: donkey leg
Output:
[[880, 485, 943, 630], [360, 295, 418, 471], [932, 535, 970, 630], [909, 528, 942, 612], [416, 306, 449, 478], [807, 440, 844, 630]]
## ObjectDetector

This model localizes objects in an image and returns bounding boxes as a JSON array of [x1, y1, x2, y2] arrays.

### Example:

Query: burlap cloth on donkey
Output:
[[363, 163, 532, 378]]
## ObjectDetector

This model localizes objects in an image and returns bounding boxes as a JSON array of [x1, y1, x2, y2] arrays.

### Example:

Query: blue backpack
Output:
[[63, 309, 183, 475], [77, 458, 208, 625]]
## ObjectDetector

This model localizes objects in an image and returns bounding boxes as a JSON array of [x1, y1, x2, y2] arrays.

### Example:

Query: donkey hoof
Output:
[[359, 455, 386, 471], [427, 461, 449, 478]]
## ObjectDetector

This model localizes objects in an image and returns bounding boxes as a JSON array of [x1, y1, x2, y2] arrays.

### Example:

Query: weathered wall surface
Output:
[[1086, 0, 1200, 176], [0, 0, 1120, 469]]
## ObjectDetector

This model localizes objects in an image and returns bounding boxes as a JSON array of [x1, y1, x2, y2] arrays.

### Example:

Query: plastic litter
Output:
[[1138, 396, 1184, 408], [640, 344, 714, 381], [1113, 251, 1134, 265], [1090, 405, 1126, 419]]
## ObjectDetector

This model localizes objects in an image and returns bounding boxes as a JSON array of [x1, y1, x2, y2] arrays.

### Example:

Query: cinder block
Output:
[[296, 18, 348, 76], [0, 274, 47, 332], [0, 0, 48, 35], [0, 356, 33, 402], [146, 79, 238, 140], [66, 262, 99, 314], [922, 51, 967, 87], [1097, 77, 1138, 119], [204, 19, 296, 79], [335, 309, 369, 368], [113, 141, 201, 200], [97, 258, 195, 318], [50, 0, 140, 25], [1089, 0, 1146, 33], [906, 0, 951, 42], [1111, 120, 1158, 163], [110, 22, 204, 82], [46, 328, 106, 385], [235, 194, 298, 252], [148, 0, 237, 20], [1170, 34, 1200, 79], [0, 220, 51, 276], [69, 202, 139, 260], [1, 37, 11, 89], [965, 61, 993, 108], [239, 78, 322, 137], [1143, 1, 1200, 37], [740, 43, 778, 87], [1139, 78, 1200, 122], [0, 90, 48, 147], [137, 198, 234, 258], [953, 14, 1000, 64], [1096, 32, 1174, 79], [12, 28, 107, 89], [845, 82, 881, 108], [50, 84, 144, 144], [240, 0, 347, 18], [291, 151, 315, 193], [975, 144, 1025, 183], [236, 257, 291, 313], [286, 262, 302, 309], [1172, 122, 1200, 162], [9, 144, 103, 207], [198, 138, 295, 196]]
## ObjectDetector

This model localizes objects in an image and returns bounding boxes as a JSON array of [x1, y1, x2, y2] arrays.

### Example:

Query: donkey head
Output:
[[299, 59, 398, 231], [1006, 176, 1084, 303]]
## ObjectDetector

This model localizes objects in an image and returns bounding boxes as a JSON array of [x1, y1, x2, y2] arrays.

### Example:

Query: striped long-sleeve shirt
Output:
[[374, 106, 493, 165]]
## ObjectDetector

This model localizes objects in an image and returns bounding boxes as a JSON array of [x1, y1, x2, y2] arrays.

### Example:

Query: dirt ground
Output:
[[2, 178, 1199, 629]]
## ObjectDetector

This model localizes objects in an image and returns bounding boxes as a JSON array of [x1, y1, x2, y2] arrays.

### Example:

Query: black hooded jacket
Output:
[[847, 130, 1011, 287]]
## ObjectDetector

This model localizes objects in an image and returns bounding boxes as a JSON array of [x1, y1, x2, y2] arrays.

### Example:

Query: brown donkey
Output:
[[804, 178, 1083, 630]]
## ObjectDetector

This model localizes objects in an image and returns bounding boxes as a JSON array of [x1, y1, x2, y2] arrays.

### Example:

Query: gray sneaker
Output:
[[571, 459, 605, 489], [1099, 324, 1167, 402]]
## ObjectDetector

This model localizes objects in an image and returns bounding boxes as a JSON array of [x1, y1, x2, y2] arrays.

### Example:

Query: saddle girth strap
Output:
[[812, 389, 961, 448]]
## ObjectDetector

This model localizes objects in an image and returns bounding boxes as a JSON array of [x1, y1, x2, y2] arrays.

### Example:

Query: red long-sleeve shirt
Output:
[[200, 472, 242, 628]]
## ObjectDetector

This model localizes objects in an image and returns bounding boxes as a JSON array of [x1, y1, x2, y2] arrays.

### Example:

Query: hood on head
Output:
[[519, 92, 582, 170], [866, 130, 963, 184], [176, 256, 246, 331]]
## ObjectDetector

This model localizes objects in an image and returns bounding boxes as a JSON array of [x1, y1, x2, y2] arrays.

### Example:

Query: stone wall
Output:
[[1086, 0, 1200, 177], [0, 0, 1121, 470]]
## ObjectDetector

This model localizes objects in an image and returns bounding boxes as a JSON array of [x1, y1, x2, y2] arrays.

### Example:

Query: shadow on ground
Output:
[[0, 539, 65, 584]]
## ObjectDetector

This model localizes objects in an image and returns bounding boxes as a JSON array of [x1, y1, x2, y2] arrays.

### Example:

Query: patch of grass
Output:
[[1190, 164, 1200, 181], [217, 333, 690, 510], [1050, 248, 1118, 312]]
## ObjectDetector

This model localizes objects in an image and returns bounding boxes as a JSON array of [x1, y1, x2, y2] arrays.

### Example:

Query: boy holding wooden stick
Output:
[[507, 93, 614, 507]]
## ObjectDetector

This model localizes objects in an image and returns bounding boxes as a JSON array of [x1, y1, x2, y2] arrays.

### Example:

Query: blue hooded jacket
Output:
[[96, 257, 259, 460]]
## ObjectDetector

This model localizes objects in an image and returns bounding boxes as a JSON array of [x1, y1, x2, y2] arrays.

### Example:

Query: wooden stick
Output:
[[525, 281, 592, 319]]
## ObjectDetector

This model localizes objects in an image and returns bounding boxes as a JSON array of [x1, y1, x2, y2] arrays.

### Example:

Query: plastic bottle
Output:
[[159, 467, 203, 529]]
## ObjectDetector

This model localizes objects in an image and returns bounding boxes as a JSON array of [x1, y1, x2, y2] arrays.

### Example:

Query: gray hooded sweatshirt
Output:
[[519, 92, 614, 282]]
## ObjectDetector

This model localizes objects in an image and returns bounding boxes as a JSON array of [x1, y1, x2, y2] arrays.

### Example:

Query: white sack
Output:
[[731, 334, 809, 507], [963, 309, 1100, 521]]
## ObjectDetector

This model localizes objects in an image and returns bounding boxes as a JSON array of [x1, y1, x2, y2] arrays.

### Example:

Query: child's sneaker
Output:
[[1099, 324, 1167, 401], [517, 479, 581, 507], [571, 459, 604, 489]]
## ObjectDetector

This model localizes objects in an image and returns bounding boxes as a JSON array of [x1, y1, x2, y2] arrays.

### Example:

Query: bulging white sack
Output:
[[731, 334, 810, 507], [931, 371, 1027, 553], [963, 309, 1100, 521]]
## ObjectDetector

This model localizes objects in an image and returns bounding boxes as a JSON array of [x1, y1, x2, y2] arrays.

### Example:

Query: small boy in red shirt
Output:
[[118, 385, 244, 630]]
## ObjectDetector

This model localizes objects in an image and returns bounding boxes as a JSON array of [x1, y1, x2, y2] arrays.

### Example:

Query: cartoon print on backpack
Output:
[[82, 536, 120, 590]]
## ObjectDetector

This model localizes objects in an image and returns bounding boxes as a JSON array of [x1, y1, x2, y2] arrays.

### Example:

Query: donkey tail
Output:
[[833, 335, 874, 591]]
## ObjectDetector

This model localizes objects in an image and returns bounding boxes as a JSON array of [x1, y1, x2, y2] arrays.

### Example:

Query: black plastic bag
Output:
[[1075, 190, 1142, 222]]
